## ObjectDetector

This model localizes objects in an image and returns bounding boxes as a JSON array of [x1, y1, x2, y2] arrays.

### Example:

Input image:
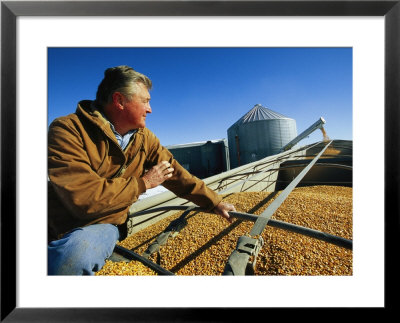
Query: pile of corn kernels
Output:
[[96, 185, 352, 276], [96, 259, 157, 276]]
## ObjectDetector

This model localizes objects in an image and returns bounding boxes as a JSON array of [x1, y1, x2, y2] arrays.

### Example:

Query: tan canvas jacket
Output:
[[48, 100, 222, 242]]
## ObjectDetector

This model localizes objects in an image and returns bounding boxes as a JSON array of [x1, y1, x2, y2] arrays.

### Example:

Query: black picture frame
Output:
[[1, 0, 399, 321]]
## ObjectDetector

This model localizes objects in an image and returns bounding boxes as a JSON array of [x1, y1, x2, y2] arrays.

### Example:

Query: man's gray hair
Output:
[[95, 65, 152, 107]]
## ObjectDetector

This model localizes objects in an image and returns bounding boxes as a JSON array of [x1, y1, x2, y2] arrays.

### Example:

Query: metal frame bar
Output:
[[249, 141, 333, 236], [113, 244, 175, 275], [212, 141, 332, 193], [129, 205, 352, 250], [216, 162, 353, 180]]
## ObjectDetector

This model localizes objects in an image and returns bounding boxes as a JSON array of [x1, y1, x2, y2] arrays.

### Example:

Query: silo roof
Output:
[[232, 104, 292, 126]]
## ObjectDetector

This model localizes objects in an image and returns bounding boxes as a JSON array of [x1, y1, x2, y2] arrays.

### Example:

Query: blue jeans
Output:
[[48, 223, 120, 275]]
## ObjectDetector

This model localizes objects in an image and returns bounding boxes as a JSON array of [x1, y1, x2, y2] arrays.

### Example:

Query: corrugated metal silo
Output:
[[227, 104, 297, 168]]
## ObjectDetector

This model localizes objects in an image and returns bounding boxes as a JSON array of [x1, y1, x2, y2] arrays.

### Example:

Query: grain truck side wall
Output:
[[168, 146, 202, 174], [275, 164, 352, 190], [227, 124, 239, 169], [168, 140, 229, 179], [200, 142, 225, 178]]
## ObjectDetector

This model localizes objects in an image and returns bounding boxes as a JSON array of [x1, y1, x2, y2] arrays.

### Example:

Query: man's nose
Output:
[[147, 104, 152, 113]]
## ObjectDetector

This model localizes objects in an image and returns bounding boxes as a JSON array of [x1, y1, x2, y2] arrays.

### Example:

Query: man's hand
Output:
[[214, 202, 236, 223], [142, 161, 174, 189]]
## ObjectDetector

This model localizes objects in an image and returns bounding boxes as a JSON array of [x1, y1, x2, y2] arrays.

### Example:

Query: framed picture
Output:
[[2, 0, 398, 321]]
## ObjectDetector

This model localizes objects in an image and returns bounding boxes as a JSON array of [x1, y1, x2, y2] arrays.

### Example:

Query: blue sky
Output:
[[48, 47, 352, 147]]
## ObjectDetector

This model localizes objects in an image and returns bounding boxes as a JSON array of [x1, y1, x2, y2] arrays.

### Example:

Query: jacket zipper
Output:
[[110, 133, 144, 179]]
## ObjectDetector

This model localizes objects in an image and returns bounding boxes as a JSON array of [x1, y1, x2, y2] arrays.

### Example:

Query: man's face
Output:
[[122, 82, 152, 129]]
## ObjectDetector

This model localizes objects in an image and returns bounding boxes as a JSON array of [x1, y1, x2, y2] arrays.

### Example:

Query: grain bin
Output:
[[227, 104, 297, 168]]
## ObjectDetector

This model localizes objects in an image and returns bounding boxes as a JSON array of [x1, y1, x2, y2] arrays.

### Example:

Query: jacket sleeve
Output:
[[145, 130, 222, 211], [48, 119, 147, 221]]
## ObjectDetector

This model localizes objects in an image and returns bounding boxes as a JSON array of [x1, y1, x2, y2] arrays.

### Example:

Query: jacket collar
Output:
[[76, 100, 144, 138]]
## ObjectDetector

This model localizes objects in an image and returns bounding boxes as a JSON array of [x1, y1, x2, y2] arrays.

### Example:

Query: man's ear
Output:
[[111, 92, 124, 110]]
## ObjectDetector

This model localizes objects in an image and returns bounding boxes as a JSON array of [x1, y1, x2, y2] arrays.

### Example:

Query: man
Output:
[[48, 65, 235, 275]]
